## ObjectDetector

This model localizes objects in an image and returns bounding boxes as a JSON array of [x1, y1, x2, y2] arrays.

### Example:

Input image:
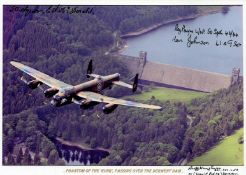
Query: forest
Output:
[[3, 5, 243, 165]]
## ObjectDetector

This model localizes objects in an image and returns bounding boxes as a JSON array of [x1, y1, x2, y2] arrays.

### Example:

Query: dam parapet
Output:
[[113, 51, 235, 92]]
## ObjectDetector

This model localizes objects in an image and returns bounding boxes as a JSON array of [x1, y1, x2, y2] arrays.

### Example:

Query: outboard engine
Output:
[[27, 80, 43, 89], [102, 104, 118, 114], [44, 88, 59, 98], [20, 77, 43, 89]]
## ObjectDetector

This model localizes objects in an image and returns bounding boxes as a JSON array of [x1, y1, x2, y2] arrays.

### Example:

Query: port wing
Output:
[[76, 91, 161, 109], [10, 61, 72, 90]]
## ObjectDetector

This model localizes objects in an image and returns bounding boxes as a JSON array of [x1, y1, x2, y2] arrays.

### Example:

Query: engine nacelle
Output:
[[51, 96, 72, 107], [27, 80, 43, 89], [80, 100, 99, 109], [102, 104, 118, 114], [44, 88, 59, 98]]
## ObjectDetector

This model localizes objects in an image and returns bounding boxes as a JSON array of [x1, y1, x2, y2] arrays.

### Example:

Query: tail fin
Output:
[[132, 74, 138, 92], [87, 59, 93, 78]]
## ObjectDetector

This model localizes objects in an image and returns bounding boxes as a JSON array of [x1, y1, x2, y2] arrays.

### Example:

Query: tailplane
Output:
[[112, 73, 138, 92]]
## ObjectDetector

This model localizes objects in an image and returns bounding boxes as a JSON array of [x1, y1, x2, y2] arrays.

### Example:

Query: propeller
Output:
[[132, 74, 138, 92], [37, 84, 44, 91], [20, 76, 28, 84], [86, 59, 93, 78]]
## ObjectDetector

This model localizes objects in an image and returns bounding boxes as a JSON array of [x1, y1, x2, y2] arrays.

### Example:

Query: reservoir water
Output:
[[52, 138, 109, 166], [121, 6, 243, 75]]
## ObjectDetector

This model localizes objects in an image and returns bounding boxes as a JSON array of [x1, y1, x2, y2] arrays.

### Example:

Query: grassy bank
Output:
[[188, 128, 244, 166], [129, 87, 206, 103]]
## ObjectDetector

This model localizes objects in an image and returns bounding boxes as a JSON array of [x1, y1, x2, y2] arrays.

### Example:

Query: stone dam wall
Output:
[[114, 53, 232, 92]]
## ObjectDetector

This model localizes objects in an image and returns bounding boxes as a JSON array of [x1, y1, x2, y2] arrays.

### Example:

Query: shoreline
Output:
[[120, 15, 197, 39], [120, 8, 224, 39], [56, 137, 111, 153]]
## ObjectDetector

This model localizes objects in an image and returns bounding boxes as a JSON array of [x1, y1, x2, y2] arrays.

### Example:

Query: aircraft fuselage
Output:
[[75, 73, 120, 93], [51, 73, 120, 107]]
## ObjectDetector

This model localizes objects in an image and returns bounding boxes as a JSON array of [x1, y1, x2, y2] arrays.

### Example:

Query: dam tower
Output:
[[231, 68, 240, 85]]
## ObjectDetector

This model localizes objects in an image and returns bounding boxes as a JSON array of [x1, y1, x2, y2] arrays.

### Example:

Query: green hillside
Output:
[[188, 128, 244, 166]]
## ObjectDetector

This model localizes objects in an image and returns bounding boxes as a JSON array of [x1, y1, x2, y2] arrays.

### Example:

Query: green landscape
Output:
[[129, 87, 206, 103], [188, 128, 243, 165]]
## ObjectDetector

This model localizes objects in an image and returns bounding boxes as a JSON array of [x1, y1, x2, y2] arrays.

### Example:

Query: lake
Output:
[[121, 6, 243, 75]]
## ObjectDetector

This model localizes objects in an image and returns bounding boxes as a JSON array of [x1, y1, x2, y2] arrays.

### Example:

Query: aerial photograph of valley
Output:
[[3, 5, 243, 166]]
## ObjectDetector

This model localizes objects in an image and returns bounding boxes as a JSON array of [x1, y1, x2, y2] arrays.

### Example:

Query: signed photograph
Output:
[[2, 4, 243, 169]]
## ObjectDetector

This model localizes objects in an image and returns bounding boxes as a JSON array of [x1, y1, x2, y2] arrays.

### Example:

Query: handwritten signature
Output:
[[8, 5, 95, 16], [173, 24, 241, 48], [188, 166, 239, 175]]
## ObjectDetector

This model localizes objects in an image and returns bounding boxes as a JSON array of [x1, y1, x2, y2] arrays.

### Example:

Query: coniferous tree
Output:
[[7, 153, 15, 165], [33, 152, 41, 165], [48, 149, 59, 165], [16, 147, 24, 165], [23, 148, 32, 165]]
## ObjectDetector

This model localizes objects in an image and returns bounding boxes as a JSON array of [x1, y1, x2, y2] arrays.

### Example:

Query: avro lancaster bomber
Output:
[[10, 60, 161, 114]]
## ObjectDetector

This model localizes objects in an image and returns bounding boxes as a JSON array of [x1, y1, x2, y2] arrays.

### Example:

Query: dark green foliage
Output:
[[3, 134, 14, 157], [94, 6, 197, 34], [16, 148, 24, 164], [128, 142, 176, 165], [55, 159, 66, 165], [3, 6, 34, 49], [48, 149, 59, 165], [90, 138, 98, 149], [94, 6, 138, 31], [34, 152, 41, 165], [41, 136, 56, 158], [7, 153, 16, 165], [23, 148, 32, 165], [238, 135, 243, 144]]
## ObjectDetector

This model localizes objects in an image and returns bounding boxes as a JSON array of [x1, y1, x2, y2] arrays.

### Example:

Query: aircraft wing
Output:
[[76, 91, 161, 109], [10, 61, 72, 90]]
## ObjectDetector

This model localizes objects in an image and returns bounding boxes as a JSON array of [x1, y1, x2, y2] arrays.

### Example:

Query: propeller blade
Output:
[[132, 74, 138, 92], [20, 76, 28, 84], [87, 59, 93, 78]]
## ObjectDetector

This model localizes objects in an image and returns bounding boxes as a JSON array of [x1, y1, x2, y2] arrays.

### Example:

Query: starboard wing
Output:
[[10, 61, 72, 90], [76, 91, 162, 109]]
